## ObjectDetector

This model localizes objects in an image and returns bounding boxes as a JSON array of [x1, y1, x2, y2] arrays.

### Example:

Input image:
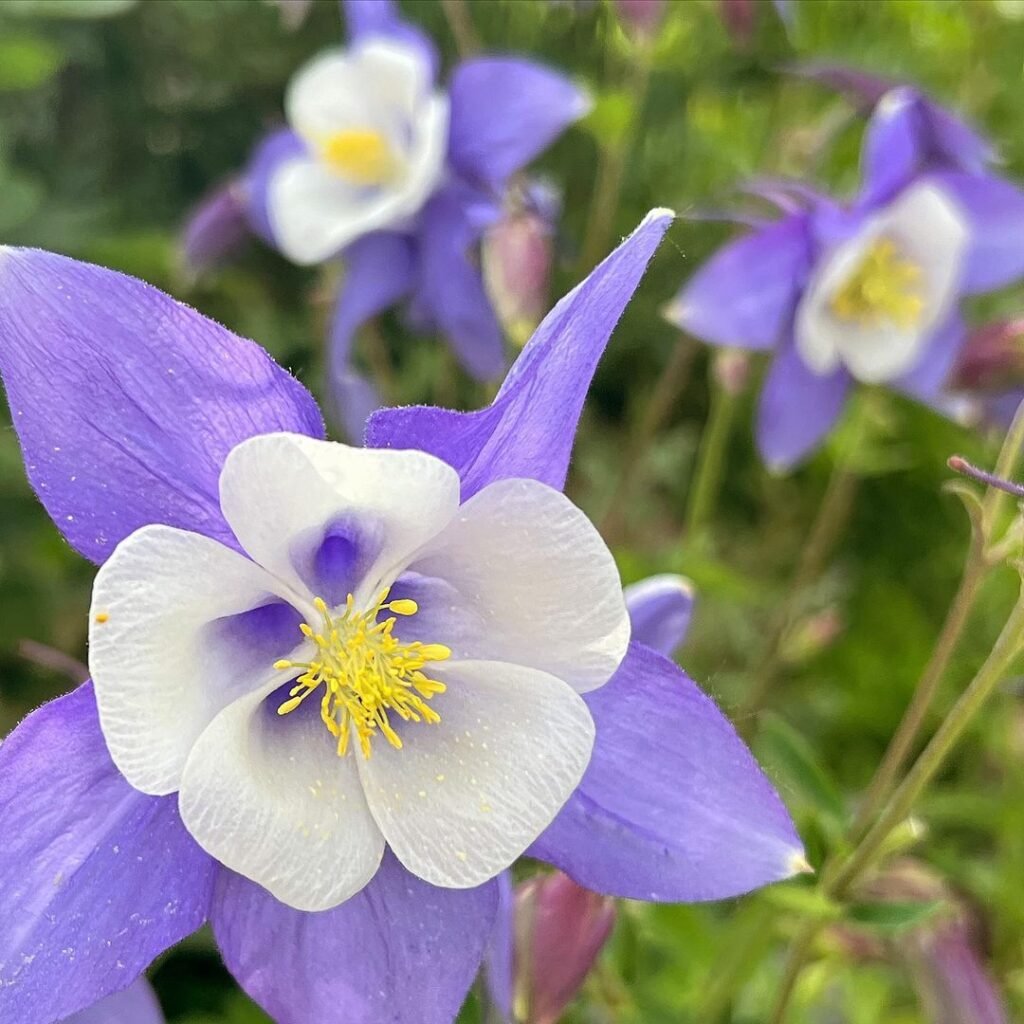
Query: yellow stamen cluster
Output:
[[274, 591, 450, 758], [830, 236, 925, 329], [320, 129, 397, 186]]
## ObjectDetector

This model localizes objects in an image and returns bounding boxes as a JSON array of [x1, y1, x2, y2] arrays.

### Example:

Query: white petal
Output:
[[218, 434, 461, 607], [267, 156, 414, 265], [286, 41, 430, 142], [357, 660, 594, 888], [89, 525, 296, 795], [179, 685, 385, 912], [796, 182, 969, 384], [405, 478, 629, 693]]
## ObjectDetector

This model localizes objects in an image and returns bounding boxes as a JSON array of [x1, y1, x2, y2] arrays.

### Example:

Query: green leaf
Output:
[[581, 88, 635, 148], [846, 900, 943, 931], [760, 882, 841, 921]]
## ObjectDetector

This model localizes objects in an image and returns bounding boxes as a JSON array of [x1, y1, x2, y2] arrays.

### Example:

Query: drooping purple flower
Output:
[[0, 211, 803, 1024], [668, 90, 1024, 470], [179, 179, 251, 278], [182, 0, 589, 440]]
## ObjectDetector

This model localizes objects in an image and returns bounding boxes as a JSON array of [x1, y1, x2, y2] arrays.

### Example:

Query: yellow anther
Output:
[[274, 589, 448, 758], [320, 129, 397, 185], [830, 236, 925, 329]]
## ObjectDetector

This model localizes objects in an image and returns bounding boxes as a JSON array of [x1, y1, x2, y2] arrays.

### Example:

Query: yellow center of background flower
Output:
[[320, 129, 398, 186], [275, 590, 449, 758], [830, 236, 925, 328]]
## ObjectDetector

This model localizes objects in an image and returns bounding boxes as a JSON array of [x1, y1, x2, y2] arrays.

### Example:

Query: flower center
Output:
[[829, 236, 925, 329], [274, 591, 450, 758], [320, 129, 398, 186]]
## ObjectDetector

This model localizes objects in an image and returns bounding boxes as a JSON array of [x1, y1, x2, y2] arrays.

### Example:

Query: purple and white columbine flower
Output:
[[667, 86, 1024, 470], [0, 212, 803, 1024], [186, 0, 588, 439]]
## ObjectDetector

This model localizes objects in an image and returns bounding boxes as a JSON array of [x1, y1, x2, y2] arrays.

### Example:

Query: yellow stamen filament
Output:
[[274, 590, 449, 759], [320, 129, 397, 186], [829, 236, 925, 329]]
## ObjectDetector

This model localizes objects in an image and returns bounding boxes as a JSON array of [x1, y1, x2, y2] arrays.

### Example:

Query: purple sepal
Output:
[[365, 209, 672, 496], [447, 58, 589, 188], [213, 853, 499, 1024], [928, 171, 1024, 295], [61, 979, 164, 1024], [483, 872, 515, 1020], [0, 248, 324, 563], [757, 337, 851, 472], [243, 128, 307, 247], [342, 0, 440, 81], [666, 215, 811, 351], [327, 232, 416, 440], [529, 643, 804, 902], [896, 314, 966, 405], [624, 574, 694, 657], [179, 180, 251, 277], [415, 187, 506, 381], [0, 684, 214, 1024]]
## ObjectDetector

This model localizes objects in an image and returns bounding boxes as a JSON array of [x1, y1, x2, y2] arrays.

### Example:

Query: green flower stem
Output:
[[600, 334, 698, 540], [684, 364, 740, 543], [849, 399, 1024, 839]]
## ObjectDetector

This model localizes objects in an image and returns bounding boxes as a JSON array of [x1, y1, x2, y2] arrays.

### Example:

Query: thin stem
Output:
[[766, 920, 820, 1024], [829, 588, 1024, 896], [440, 0, 481, 56], [684, 365, 739, 542], [578, 42, 653, 272], [740, 411, 867, 721], [600, 335, 698, 540]]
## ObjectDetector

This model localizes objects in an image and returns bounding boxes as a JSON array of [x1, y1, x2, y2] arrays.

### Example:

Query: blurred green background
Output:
[[2, 0, 1024, 1021]]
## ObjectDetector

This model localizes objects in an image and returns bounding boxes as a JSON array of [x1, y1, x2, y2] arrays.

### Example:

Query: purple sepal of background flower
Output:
[[364, 208, 673, 495], [0, 248, 324, 564], [447, 57, 590, 188], [414, 186, 507, 381], [0, 684, 215, 1024], [180, 180, 251, 278], [528, 643, 804, 901], [665, 214, 811, 350], [327, 232, 416, 440], [858, 86, 996, 208], [243, 128, 307, 246], [895, 314, 966, 406], [623, 574, 694, 657], [213, 854, 499, 1024], [342, 0, 440, 82], [756, 333, 851, 472], [926, 171, 1024, 294], [62, 979, 164, 1024]]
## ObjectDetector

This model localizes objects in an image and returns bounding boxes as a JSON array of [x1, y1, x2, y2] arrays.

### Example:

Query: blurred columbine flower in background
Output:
[[667, 75, 1024, 470], [182, 0, 589, 440], [0, 212, 806, 1024]]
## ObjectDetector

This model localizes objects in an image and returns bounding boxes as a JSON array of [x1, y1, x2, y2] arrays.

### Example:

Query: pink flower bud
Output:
[[712, 349, 751, 396], [952, 319, 1024, 394], [514, 872, 616, 1024], [482, 185, 558, 348], [613, 0, 665, 40]]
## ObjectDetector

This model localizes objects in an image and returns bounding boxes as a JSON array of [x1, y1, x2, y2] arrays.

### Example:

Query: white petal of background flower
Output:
[[270, 38, 449, 264], [796, 182, 969, 384], [407, 478, 630, 693], [90, 524, 294, 796], [356, 659, 595, 888], [218, 434, 461, 607], [179, 684, 385, 912]]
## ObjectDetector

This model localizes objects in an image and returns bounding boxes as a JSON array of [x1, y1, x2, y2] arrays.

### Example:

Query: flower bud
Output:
[[513, 872, 616, 1024], [712, 348, 751, 396], [179, 180, 251, 279], [951, 319, 1024, 394], [613, 0, 665, 40], [482, 183, 558, 348], [624, 573, 694, 657]]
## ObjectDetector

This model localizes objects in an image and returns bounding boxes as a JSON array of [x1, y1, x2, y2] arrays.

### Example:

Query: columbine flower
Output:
[[185, 0, 589, 439], [667, 90, 1024, 470], [0, 212, 804, 1024], [65, 980, 164, 1024]]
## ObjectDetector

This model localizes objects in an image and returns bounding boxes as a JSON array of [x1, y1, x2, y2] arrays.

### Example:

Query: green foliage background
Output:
[[2, 1, 1024, 1021]]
